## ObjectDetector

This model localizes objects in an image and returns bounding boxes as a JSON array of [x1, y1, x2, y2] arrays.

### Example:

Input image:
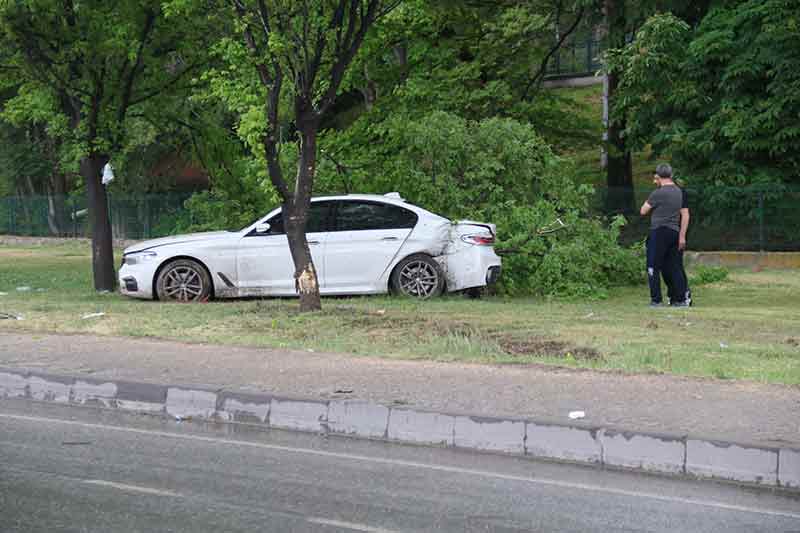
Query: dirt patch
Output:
[[430, 320, 480, 337], [0, 249, 40, 259], [497, 336, 602, 361]]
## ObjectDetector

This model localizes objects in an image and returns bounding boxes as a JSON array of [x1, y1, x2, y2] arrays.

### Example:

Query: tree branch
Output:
[[117, 8, 157, 126], [318, 0, 379, 115], [521, 7, 585, 100], [128, 59, 206, 106]]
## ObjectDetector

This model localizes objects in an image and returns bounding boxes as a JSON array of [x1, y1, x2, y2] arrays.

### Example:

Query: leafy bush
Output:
[[690, 265, 729, 286], [172, 156, 280, 233], [525, 216, 642, 298], [173, 188, 268, 234], [318, 111, 642, 297]]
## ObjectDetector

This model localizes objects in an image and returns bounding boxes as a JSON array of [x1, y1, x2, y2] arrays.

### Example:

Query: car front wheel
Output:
[[391, 254, 445, 299], [155, 259, 212, 302]]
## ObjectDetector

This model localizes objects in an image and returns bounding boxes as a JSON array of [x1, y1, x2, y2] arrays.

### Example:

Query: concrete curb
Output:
[[686, 251, 800, 269], [2, 367, 798, 491]]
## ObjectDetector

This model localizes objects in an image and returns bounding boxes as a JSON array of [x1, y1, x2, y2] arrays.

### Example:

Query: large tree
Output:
[[0, 0, 209, 291], [609, 1, 800, 192], [601, 0, 714, 214], [602, 0, 633, 215], [172, 0, 399, 311]]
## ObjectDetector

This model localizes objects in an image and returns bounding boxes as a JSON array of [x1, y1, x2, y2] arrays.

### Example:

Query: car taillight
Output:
[[460, 234, 495, 246]]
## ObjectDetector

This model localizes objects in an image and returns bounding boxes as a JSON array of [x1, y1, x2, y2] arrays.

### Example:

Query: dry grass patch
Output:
[[2, 243, 800, 383]]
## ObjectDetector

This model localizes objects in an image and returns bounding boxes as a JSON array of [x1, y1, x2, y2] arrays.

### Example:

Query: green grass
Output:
[[2, 243, 800, 384]]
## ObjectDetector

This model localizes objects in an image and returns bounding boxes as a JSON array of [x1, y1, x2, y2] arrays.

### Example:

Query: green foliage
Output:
[[609, 2, 800, 191], [173, 154, 281, 233], [0, 1, 215, 180], [318, 110, 641, 297], [527, 216, 642, 298], [0, 122, 52, 194], [343, 0, 601, 144], [690, 265, 729, 286], [174, 189, 257, 233]]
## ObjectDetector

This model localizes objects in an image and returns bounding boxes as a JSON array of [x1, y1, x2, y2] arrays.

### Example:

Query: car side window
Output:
[[253, 202, 332, 236], [334, 201, 418, 232]]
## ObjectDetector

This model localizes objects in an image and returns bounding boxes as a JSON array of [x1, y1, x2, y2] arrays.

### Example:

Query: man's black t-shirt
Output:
[[647, 185, 686, 232]]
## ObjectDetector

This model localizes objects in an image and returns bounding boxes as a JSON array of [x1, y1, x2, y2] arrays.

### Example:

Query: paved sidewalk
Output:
[[1, 332, 798, 448]]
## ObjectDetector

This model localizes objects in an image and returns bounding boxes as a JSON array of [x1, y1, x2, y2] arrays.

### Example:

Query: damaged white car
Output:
[[118, 193, 501, 302]]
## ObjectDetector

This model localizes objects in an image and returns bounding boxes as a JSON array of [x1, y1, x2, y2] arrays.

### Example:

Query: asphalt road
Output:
[[1, 400, 799, 533]]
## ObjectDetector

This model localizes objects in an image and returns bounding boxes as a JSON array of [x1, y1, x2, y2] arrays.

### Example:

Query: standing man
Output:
[[640, 164, 690, 307]]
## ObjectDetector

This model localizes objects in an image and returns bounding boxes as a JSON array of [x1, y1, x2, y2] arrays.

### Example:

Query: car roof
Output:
[[311, 193, 405, 204], [310, 193, 442, 216]]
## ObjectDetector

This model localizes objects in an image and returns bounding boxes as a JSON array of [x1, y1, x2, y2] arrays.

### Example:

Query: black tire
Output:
[[155, 259, 212, 302], [390, 254, 445, 299]]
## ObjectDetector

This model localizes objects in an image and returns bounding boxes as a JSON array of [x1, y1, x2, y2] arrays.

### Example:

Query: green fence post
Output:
[[71, 198, 77, 237], [758, 191, 765, 252], [146, 197, 152, 239], [10, 197, 16, 235]]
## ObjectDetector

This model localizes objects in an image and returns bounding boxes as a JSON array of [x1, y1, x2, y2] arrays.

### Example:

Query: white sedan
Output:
[[118, 193, 501, 302]]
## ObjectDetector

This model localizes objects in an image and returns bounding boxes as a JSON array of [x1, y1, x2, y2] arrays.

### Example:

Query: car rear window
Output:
[[334, 201, 418, 231]]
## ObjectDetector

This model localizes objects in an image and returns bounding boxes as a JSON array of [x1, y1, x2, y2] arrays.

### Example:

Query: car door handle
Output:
[[308, 241, 321, 245], [381, 237, 399, 241]]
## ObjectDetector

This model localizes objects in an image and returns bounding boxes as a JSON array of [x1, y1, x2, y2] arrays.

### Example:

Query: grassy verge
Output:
[[1, 242, 799, 384]]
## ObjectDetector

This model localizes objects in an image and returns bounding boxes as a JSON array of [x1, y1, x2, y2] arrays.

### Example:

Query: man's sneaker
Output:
[[650, 301, 664, 308], [670, 301, 690, 308]]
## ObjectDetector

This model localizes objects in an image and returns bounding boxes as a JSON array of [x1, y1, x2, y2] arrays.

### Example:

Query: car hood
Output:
[[123, 231, 234, 254]]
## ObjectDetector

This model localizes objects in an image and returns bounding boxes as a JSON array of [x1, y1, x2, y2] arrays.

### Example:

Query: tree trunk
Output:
[[360, 64, 378, 110], [47, 172, 69, 236], [604, 0, 634, 215], [393, 43, 409, 82], [15, 185, 31, 232], [284, 119, 322, 312], [80, 154, 116, 292]]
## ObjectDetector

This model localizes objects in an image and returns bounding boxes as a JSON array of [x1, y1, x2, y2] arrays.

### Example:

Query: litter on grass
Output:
[[568, 410, 586, 420], [0, 312, 23, 320], [81, 312, 106, 320], [16, 286, 31, 292]]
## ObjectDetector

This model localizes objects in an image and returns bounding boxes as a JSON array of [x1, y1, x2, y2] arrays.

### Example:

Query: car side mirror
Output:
[[255, 223, 271, 234]]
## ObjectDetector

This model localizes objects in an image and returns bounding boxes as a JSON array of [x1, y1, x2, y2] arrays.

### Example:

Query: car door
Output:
[[236, 202, 333, 295], [324, 200, 417, 293]]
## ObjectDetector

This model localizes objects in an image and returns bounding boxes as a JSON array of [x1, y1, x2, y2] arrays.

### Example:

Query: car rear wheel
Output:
[[155, 259, 211, 302], [391, 254, 445, 299]]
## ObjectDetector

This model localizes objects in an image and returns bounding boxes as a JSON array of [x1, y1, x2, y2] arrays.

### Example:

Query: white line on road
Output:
[[2, 413, 799, 521], [307, 517, 399, 533], [83, 479, 183, 498]]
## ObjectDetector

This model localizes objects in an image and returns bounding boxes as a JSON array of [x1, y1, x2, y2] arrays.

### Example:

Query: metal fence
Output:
[[545, 39, 604, 78], [595, 185, 800, 251], [1, 187, 799, 251], [0, 193, 192, 241]]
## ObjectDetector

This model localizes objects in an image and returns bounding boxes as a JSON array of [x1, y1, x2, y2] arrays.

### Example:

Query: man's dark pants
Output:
[[646, 227, 687, 304]]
